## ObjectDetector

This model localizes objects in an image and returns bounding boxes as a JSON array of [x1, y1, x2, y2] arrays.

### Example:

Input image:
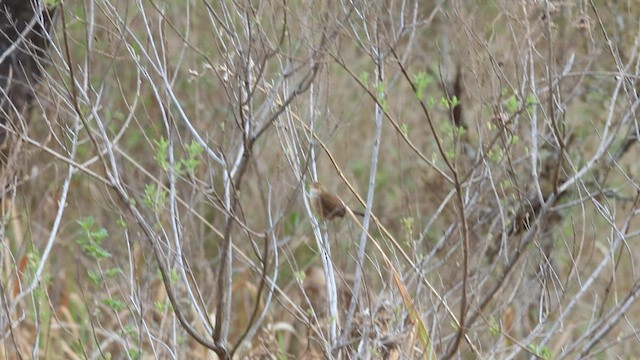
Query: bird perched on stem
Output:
[[309, 182, 365, 220]]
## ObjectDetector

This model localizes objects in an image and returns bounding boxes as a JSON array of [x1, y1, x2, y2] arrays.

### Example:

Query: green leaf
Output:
[[294, 271, 306, 282], [89, 228, 108, 241], [127, 349, 141, 360], [440, 96, 450, 109], [88, 270, 101, 286], [412, 71, 429, 100], [400, 123, 409, 136], [154, 301, 166, 312], [427, 96, 436, 108], [77, 217, 95, 231], [104, 298, 126, 311], [359, 71, 370, 84], [450, 95, 460, 107], [105, 268, 123, 278], [169, 270, 179, 283], [505, 94, 520, 113], [154, 137, 169, 170], [143, 183, 167, 211]]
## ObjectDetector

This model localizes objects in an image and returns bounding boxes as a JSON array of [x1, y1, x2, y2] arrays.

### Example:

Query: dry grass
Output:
[[1, 0, 640, 359]]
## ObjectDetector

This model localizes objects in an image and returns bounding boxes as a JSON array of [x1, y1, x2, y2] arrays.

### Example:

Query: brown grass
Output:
[[1, 0, 640, 359]]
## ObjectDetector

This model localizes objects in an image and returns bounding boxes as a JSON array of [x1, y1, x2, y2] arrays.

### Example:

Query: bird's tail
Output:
[[351, 209, 366, 217]]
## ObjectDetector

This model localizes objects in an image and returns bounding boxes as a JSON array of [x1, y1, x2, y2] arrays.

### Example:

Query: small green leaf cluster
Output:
[[143, 183, 167, 212], [528, 343, 552, 360], [504, 91, 537, 114], [155, 137, 205, 176], [76, 217, 111, 259]]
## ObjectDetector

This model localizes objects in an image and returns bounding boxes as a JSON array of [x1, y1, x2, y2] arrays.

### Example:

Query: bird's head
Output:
[[309, 182, 326, 197]]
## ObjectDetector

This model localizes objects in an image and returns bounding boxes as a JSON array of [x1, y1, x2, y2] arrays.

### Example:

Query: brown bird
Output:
[[309, 182, 365, 220]]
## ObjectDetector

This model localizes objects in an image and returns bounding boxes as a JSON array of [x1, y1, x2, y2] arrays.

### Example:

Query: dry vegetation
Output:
[[2, 0, 640, 359]]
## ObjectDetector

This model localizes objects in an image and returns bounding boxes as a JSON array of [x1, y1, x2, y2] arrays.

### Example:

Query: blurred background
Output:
[[1, 0, 640, 359]]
